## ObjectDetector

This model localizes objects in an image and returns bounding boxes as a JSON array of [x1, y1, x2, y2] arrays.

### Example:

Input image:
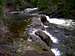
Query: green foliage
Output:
[[30, 0, 75, 18], [15, 0, 33, 10], [1, 0, 75, 18], [0, 0, 5, 16], [31, 0, 49, 9]]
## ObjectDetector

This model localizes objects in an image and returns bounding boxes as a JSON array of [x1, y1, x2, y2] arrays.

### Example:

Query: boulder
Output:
[[40, 15, 49, 26], [35, 30, 52, 47]]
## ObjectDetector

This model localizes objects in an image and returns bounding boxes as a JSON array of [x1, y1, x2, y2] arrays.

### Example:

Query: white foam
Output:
[[28, 27, 61, 56], [27, 38, 32, 42], [29, 28, 38, 35], [45, 16, 65, 24], [43, 25, 49, 28], [51, 48, 61, 56], [29, 28, 41, 38], [45, 15, 72, 27], [42, 30, 59, 44]]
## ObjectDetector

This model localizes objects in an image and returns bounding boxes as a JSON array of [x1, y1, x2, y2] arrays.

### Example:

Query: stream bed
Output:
[[27, 15, 75, 56]]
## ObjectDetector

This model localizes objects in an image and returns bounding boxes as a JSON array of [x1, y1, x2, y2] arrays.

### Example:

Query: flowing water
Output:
[[27, 14, 75, 56], [0, 8, 75, 56]]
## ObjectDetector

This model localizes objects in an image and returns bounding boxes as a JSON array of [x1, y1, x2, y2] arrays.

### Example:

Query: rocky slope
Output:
[[0, 7, 75, 56]]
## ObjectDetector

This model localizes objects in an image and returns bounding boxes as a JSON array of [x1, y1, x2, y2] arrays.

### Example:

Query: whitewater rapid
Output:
[[28, 28, 61, 56], [28, 25, 61, 56], [45, 15, 73, 27], [27, 13, 74, 56]]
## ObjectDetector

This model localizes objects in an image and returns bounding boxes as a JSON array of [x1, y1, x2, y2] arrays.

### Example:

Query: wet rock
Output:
[[40, 15, 49, 26], [35, 30, 52, 47]]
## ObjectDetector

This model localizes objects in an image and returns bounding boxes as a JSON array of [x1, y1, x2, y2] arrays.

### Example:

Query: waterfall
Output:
[[43, 15, 74, 56], [51, 48, 61, 56], [28, 28, 61, 56], [24, 8, 74, 56], [27, 15, 62, 56], [45, 15, 73, 27], [2, 7, 75, 56], [42, 30, 61, 56], [42, 30, 59, 44]]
